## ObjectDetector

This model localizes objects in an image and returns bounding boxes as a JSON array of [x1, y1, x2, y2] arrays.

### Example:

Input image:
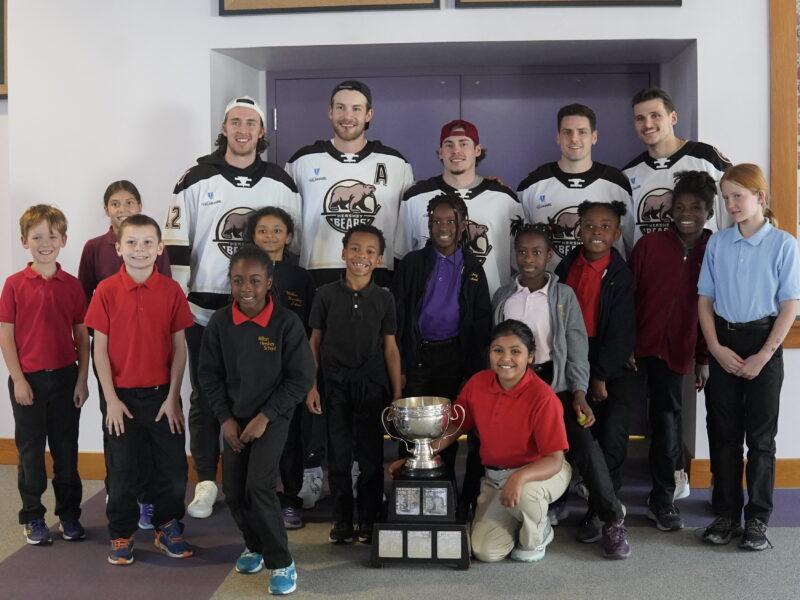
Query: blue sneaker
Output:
[[154, 519, 193, 558], [24, 519, 52, 545], [235, 548, 264, 574], [268, 561, 297, 595], [108, 537, 135, 565], [138, 502, 154, 530], [59, 519, 86, 541]]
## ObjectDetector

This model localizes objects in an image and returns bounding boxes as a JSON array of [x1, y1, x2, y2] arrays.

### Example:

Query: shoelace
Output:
[[111, 538, 131, 550], [744, 520, 774, 549], [140, 504, 154, 517], [196, 484, 216, 501], [605, 522, 627, 541], [272, 565, 294, 577]]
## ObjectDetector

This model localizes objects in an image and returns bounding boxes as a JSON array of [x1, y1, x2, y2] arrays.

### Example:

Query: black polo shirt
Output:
[[309, 278, 397, 371]]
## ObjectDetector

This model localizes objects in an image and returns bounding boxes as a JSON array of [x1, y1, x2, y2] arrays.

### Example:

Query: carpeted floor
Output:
[[1, 453, 799, 600]]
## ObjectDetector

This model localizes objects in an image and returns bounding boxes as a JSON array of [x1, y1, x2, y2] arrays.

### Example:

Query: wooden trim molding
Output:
[[689, 458, 800, 489], [0, 439, 220, 483]]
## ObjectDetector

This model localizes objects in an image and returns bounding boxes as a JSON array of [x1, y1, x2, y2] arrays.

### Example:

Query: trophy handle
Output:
[[381, 405, 412, 453], [441, 403, 466, 441]]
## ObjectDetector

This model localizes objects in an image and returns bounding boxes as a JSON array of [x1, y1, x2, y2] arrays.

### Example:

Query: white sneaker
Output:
[[298, 467, 324, 510], [187, 480, 218, 518], [510, 523, 554, 563], [673, 469, 690, 501]]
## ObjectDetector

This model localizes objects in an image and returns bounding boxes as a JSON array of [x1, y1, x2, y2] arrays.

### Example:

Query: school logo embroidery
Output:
[[258, 336, 277, 351], [637, 187, 673, 236], [234, 176, 253, 188], [323, 179, 381, 233], [213, 207, 254, 258], [548, 206, 582, 259], [466, 220, 492, 264]]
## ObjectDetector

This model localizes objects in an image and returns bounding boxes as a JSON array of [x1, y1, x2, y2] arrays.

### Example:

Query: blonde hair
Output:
[[19, 204, 68, 238], [720, 163, 777, 227]]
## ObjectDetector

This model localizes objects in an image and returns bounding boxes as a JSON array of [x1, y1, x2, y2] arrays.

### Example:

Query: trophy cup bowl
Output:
[[382, 396, 465, 478]]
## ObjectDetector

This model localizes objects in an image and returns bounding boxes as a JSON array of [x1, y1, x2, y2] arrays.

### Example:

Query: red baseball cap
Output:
[[440, 119, 480, 146]]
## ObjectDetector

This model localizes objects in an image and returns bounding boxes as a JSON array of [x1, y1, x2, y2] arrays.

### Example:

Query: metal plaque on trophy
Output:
[[372, 396, 471, 569]]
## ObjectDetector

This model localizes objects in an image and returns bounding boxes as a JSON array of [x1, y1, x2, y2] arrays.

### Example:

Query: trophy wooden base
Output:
[[371, 478, 471, 569]]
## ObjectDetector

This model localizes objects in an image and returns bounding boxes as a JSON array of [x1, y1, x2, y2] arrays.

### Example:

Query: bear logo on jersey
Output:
[[323, 179, 382, 233], [466, 220, 493, 264], [213, 207, 254, 258], [548, 206, 582, 259], [637, 187, 673, 236]]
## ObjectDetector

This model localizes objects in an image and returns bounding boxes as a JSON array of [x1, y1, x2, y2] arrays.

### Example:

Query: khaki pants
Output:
[[471, 461, 571, 562]]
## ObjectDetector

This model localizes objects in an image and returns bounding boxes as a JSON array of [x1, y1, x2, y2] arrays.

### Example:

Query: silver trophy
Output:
[[382, 396, 465, 478]]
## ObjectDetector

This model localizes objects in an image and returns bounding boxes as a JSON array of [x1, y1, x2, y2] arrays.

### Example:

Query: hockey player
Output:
[[517, 104, 633, 272], [164, 96, 302, 520], [395, 119, 523, 295], [623, 87, 732, 246], [285, 80, 414, 287]]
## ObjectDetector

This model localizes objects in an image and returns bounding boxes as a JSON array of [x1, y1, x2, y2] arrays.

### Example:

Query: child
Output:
[[78, 180, 171, 304], [493, 223, 630, 559], [629, 170, 715, 531], [393, 320, 571, 563], [307, 224, 402, 545], [245, 206, 319, 529], [84, 214, 194, 565], [698, 163, 800, 550], [78, 179, 171, 530], [199, 245, 314, 595], [0, 205, 89, 545], [554, 201, 637, 536], [391, 193, 491, 517]]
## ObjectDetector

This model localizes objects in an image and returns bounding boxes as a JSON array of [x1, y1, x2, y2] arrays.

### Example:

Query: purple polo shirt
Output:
[[78, 227, 171, 303], [418, 248, 462, 341]]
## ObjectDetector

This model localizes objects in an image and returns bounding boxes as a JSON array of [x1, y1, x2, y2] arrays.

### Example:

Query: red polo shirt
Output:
[[0, 264, 86, 373], [232, 298, 274, 326], [565, 250, 611, 337], [455, 369, 568, 469], [84, 265, 194, 388]]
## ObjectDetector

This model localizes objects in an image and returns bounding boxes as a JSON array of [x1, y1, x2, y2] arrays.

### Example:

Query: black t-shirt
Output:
[[309, 278, 397, 371]]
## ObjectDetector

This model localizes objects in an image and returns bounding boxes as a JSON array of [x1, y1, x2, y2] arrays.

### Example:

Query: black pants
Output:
[[637, 357, 686, 508], [9, 364, 82, 524], [278, 404, 304, 509], [186, 322, 221, 482], [326, 375, 387, 527], [589, 367, 639, 493], [224, 413, 292, 569], [706, 319, 782, 523], [92, 339, 154, 503], [558, 391, 624, 522], [106, 386, 187, 539]]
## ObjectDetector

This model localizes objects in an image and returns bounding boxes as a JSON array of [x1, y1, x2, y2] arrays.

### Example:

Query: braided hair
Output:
[[426, 193, 471, 249], [511, 221, 554, 250]]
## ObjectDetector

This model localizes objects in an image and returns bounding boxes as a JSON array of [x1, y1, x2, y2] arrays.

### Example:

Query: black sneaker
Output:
[[700, 516, 740, 545], [328, 522, 354, 544], [576, 509, 602, 543], [740, 518, 772, 551], [357, 523, 373, 544], [647, 504, 683, 532]]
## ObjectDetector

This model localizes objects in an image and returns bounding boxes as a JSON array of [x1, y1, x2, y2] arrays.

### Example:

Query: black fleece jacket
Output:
[[555, 247, 635, 382], [391, 245, 491, 377]]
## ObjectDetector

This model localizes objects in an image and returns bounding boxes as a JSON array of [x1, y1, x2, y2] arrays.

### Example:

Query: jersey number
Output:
[[165, 206, 181, 229]]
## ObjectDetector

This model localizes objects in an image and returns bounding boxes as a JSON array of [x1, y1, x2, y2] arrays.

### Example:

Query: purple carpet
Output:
[[0, 489, 242, 600]]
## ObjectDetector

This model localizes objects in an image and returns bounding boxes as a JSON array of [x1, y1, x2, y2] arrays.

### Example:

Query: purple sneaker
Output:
[[138, 502, 154, 530], [282, 507, 304, 530], [602, 519, 631, 560]]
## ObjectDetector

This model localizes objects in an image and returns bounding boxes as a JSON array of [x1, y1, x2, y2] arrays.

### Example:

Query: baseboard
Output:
[[0, 438, 220, 483], [688, 458, 800, 488]]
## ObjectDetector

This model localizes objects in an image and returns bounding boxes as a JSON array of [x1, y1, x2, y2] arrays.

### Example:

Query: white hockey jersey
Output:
[[517, 162, 634, 272], [285, 140, 414, 272], [623, 141, 732, 245], [163, 151, 301, 326], [396, 176, 524, 295]]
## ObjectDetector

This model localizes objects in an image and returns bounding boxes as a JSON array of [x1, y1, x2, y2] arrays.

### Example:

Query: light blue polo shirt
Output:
[[698, 221, 800, 323]]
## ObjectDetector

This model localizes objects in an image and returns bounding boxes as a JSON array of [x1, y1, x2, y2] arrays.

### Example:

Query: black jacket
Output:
[[555, 247, 635, 382], [392, 245, 491, 377]]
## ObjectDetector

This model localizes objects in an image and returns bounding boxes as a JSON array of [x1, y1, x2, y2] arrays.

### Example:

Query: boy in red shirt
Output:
[[629, 170, 715, 531], [0, 205, 90, 545], [85, 214, 195, 565]]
